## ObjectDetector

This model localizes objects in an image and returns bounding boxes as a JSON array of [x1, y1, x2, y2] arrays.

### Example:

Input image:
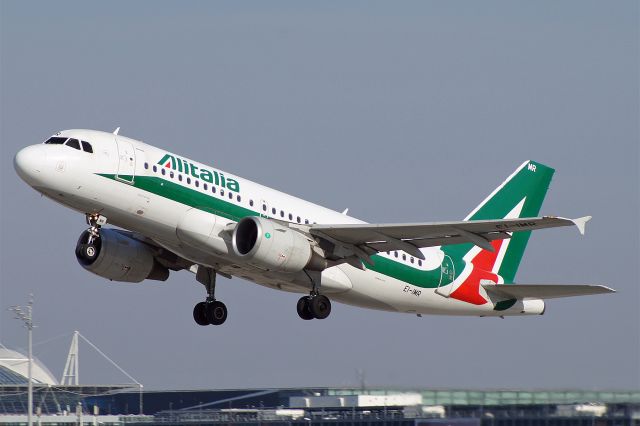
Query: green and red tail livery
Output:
[[444, 161, 555, 284]]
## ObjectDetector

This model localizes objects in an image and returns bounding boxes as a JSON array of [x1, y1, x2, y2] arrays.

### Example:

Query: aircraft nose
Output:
[[14, 145, 46, 184]]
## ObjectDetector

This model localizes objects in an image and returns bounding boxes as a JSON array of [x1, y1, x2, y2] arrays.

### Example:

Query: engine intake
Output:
[[232, 216, 326, 272], [75, 229, 169, 283]]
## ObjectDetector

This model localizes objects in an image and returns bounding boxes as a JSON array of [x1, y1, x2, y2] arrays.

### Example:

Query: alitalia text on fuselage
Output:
[[158, 154, 240, 193]]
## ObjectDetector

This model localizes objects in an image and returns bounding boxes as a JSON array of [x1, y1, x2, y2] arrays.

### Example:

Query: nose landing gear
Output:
[[76, 213, 108, 263], [85, 213, 107, 244]]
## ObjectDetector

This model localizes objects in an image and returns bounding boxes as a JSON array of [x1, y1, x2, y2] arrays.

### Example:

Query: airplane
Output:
[[13, 129, 614, 325]]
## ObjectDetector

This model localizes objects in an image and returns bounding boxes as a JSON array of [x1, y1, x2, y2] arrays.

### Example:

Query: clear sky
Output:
[[1, 1, 638, 390]]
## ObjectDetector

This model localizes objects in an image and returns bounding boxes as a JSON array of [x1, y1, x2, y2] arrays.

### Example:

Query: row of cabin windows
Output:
[[145, 162, 314, 225], [44, 137, 93, 153], [387, 250, 423, 267], [263, 203, 311, 225]]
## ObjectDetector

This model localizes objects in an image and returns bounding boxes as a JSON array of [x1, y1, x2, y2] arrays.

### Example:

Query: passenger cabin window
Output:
[[153, 165, 157, 172], [203, 183, 208, 190], [44, 137, 67, 144], [288, 213, 293, 221], [144, 163, 149, 169], [81, 141, 93, 153]]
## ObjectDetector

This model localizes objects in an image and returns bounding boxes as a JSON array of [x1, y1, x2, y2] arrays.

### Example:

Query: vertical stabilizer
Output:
[[444, 160, 555, 283]]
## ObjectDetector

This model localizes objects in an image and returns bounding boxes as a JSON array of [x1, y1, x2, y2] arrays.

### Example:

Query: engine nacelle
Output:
[[75, 228, 169, 283], [231, 216, 326, 273]]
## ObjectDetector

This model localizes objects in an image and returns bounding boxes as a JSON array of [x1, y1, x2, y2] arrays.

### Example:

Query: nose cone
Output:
[[14, 145, 46, 185]]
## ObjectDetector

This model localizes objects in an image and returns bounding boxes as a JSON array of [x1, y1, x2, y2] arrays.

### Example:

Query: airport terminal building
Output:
[[1, 346, 638, 425]]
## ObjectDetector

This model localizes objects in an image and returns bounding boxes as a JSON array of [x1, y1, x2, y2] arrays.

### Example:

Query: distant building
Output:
[[1, 347, 639, 425], [0, 348, 58, 386], [0, 346, 134, 418]]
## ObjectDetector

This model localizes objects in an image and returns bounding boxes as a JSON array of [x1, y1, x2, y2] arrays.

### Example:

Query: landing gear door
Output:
[[115, 136, 136, 184]]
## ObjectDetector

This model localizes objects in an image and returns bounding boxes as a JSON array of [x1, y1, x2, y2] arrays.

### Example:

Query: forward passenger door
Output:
[[115, 136, 136, 184]]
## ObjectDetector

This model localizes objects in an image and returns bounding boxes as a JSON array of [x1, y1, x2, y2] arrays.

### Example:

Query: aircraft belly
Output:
[[335, 265, 497, 316]]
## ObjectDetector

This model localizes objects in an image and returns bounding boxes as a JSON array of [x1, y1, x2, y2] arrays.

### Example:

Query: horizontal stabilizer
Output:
[[482, 284, 615, 300]]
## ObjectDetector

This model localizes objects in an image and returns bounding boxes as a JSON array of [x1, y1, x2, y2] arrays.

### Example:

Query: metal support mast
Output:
[[10, 294, 35, 426], [61, 331, 79, 385]]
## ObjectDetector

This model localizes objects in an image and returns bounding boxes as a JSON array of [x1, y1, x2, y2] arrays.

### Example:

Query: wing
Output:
[[482, 284, 615, 300], [310, 216, 590, 262]]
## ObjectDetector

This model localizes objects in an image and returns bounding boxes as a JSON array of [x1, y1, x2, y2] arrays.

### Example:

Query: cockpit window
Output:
[[65, 138, 81, 150], [43, 136, 93, 154], [81, 141, 93, 153], [44, 137, 67, 144]]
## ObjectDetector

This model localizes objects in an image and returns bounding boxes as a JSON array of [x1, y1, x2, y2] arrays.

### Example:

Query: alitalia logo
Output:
[[158, 154, 240, 192]]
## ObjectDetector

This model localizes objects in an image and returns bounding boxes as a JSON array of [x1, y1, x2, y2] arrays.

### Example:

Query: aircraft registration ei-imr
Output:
[[14, 129, 614, 325]]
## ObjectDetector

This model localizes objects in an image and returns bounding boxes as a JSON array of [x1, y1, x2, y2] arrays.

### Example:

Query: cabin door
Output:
[[115, 136, 136, 184]]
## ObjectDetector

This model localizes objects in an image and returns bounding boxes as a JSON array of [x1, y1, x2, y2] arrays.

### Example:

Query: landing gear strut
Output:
[[76, 213, 107, 263], [297, 270, 331, 320], [193, 267, 228, 326], [85, 213, 107, 244]]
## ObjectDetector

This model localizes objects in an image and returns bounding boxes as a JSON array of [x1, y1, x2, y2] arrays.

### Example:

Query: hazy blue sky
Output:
[[1, 1, 638, 390]]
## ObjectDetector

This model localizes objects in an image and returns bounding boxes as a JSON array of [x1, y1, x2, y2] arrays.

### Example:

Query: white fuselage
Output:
[[14, 129, 542, 318]]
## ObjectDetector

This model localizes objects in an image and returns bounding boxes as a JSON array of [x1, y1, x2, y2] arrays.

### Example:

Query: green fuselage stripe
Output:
[[98, 173, 447, 289]]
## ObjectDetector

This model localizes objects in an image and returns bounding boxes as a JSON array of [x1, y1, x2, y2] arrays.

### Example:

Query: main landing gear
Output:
[[296, 294, 332, 320], [297, 270, 331, 320], [193, 267, 228, 326]]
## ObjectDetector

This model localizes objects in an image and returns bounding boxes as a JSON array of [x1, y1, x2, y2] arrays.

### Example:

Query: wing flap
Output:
[[482, 284, 615, 300]]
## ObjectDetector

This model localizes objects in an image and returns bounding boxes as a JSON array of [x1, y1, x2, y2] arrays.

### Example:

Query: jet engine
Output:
[[231, 216, 327, 273], [75, 228, 169, 283]]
